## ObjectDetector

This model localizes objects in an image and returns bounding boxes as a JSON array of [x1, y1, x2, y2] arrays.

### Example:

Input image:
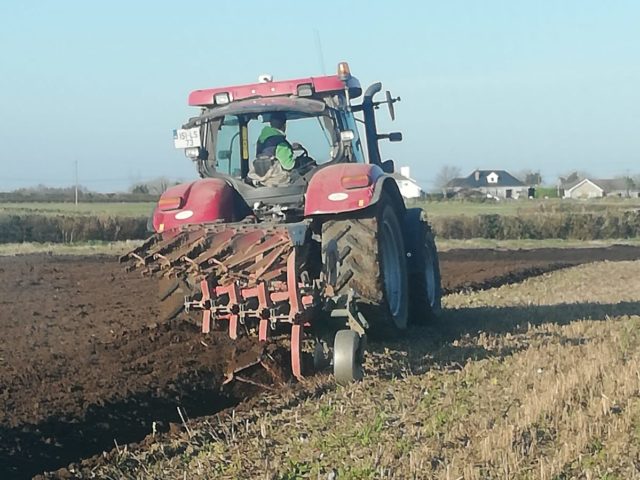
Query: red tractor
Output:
[[122, 62, 441, 384]]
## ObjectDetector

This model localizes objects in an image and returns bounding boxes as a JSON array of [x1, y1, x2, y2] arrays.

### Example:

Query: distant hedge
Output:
[[0, 192, 159, 203], [430, 211, 640, 240], [1, 210, 639, 244], [0, 215, 148, 243]]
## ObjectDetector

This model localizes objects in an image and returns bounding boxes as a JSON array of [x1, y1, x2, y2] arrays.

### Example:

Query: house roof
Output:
[[567, 178, 636, 193], [446, 170, 525, 188], [561, 179, 582, 190], [566, 179, 603, 194], [591, 178, 634, 192]]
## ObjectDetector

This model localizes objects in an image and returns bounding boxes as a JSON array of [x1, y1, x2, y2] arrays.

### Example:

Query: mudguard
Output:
[[304, 163, 400, 216], [152, 178, 239, 233]]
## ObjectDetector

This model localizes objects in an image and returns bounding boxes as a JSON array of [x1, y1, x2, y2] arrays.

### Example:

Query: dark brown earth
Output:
[[439, 245, 640, 293], [1, 245, 639, 478]]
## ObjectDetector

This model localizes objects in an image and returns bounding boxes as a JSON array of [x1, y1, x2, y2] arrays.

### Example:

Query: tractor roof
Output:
[[182, 97, 327, 128], [188, 75, 362, 107]]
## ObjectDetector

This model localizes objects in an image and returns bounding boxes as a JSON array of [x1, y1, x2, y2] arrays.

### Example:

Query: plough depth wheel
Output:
[[333, 329, 364, 385]]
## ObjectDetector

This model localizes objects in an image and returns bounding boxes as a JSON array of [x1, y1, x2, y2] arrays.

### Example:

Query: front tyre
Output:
[[406, 211, 442, 323]]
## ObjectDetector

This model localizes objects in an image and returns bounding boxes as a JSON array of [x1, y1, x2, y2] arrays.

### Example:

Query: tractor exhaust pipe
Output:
[[361, 82, 383, 166]]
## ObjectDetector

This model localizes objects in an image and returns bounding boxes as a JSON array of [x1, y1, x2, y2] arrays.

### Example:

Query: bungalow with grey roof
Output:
[[445, 169, 531, 199], [562, 178, 640, 199]]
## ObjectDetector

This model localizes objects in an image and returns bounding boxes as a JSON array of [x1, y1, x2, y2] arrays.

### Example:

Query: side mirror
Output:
[[381, 160, 395, 173], [385, 91, 401, 121], [388, 132, 402, 142]]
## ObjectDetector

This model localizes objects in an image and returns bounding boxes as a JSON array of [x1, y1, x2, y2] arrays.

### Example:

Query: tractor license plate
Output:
[[173, 127, 201, 149]]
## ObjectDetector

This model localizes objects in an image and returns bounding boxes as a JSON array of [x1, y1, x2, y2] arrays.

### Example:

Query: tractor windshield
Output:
[[212, 113, 337, 177], [203, 112, 339, 179], [186, 98, 342, 180]]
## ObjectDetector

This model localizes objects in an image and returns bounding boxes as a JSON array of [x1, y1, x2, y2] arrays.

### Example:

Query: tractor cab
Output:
[[173, 63, 400, 190], [181, 96, 363, 184], [159, 62, 402, 227]]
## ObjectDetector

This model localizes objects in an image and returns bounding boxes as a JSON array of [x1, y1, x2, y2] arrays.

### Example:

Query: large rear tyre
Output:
[[333, 329, 364, 385], [322, 201, 409, 335]]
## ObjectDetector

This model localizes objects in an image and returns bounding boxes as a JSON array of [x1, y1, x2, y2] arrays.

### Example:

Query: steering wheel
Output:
[[291, 142, 309, 158], [291, 142, 316, 171]]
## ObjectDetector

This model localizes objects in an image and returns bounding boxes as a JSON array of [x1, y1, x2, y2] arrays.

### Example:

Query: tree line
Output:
[[0, 177, 183, 203]]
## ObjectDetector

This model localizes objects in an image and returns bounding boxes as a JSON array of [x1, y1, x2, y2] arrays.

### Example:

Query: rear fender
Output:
[[304, 163, 401, 216], [152, 178, 242, 233]]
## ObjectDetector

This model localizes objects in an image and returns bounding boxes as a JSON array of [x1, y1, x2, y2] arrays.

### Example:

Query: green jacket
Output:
[[256, 126, 295, 171]]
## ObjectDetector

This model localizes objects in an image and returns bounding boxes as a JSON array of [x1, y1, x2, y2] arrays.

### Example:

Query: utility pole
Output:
[[74, 160, 79, 206]]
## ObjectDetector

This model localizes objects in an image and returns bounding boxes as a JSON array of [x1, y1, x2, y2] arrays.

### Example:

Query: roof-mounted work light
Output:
[[214, 92, 231, 105], [297, 83, 313, 97]]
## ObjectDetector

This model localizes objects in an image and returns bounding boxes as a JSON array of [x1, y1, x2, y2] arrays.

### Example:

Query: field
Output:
[[0, 202, 155, 217], [411, 197, 640, 218], [0, 241, 142, 257], [2, 246, 640, 478], [3, 198, 640, 219], [2, 200, 640, 479]]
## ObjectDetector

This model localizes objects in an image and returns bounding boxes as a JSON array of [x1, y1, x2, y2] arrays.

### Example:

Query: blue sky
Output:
[[1, 0, 638, 191]]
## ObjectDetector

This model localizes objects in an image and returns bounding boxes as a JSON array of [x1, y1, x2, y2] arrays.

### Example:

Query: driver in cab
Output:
[[255, 112, 295, 173], [249, 112, 314, 187]]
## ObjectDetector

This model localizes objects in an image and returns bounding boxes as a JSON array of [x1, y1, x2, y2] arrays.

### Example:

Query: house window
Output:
[[506, 189, 512, 199], [487, 172, 499, 184]]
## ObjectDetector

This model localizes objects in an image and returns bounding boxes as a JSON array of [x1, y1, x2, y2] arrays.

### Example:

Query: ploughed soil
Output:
[[438, 245, 640, 294], [1, 245, 639, 478]]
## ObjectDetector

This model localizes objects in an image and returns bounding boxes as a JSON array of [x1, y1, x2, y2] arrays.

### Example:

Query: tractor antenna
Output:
[[314, 29, 326, 75]]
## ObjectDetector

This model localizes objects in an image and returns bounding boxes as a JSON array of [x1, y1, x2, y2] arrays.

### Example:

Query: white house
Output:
[[392, 166, 423, 199]]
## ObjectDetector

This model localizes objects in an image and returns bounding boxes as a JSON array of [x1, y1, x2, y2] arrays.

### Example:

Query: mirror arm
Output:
[[377, 132, 403, 142]]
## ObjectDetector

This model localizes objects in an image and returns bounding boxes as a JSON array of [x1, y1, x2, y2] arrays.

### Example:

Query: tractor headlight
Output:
[[297, 83, 313, 97], [214, 92, 231, 105]]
